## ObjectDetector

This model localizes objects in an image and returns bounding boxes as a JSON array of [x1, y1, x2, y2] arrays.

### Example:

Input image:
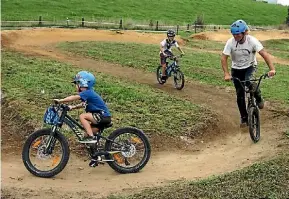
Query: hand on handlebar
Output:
[[267, 70, 276, 78], [68, 105, 74, 110], [53, 99, 61, 104]]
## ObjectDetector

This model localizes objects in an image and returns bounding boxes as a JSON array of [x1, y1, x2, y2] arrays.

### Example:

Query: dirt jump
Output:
[[1, 28, 289, 199]]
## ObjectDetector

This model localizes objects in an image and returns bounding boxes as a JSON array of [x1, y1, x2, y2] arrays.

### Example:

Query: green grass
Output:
[[1, 50, 213, 137], [105, 154, 289, 199], [263, 39, 289, 52], [57, 41, 289, 104], [262, 39, 289, 60], [2, 0, 287, 25]]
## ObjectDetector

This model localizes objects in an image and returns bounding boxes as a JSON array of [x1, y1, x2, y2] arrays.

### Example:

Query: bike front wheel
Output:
[[173, 69, 185, 90], [156, 65, 165, 84], [22, 128, 70, 178], [104, 127, 151, 174], [248, 106, 260, 143]]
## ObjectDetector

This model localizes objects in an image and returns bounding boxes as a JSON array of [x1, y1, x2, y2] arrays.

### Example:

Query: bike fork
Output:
[[45, 126, 57, 154]]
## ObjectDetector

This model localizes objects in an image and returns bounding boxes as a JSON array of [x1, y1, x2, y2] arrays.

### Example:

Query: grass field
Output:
[[1, 50, 214, 138], [105, 153, 289, 199], [57, 41, 289, 104], [2, 0, 287, 25], [263, 39, 289, 60]]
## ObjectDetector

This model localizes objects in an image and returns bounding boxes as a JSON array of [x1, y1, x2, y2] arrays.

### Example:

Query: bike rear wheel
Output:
[[248, 106, 260, 143], [104, 127, 151, 174], [156, 65, 165, 84], [173, 69, 185, 90], [22, 128, 70, 178]]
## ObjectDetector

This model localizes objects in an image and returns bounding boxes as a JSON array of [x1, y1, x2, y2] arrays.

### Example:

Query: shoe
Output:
[[240, 117, 248, 128], [89, 156, 102, 167], [161, 75, 167, 83], [256, 97, 264, 109], [89, 159, 98, 167], [79, 135, 98, 144]]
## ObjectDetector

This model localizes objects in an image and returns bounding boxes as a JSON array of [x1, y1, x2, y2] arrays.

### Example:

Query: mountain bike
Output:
[[22, 103, 151, 178], [156, 54, 185, 90], [231, 73, 271, 143]]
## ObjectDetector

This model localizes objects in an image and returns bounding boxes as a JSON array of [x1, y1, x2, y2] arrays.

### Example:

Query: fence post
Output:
[[177, 25, 179, 35], [66, 17, 69, 27], [119, 18, 123, 29], [194, 21, 197, 33], [156, 21, 159, 31], [82, 17, 84, 27], [187, 24, 189, 31], [39, 16, 42, 26]]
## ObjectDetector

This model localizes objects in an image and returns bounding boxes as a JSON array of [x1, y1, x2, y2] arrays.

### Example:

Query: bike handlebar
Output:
[[167, 54, 184, 60], [52, 101, 70, 111], [231, 72, 274, 92]]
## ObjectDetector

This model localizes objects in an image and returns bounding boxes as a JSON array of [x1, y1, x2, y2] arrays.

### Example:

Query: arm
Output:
[[160, 44, 167, 56], [258, 49, 276, 76], [221, 53, 231, 81], [177, 47, 185, 55], [56, 95, 81, 103], [69, 102, 85, 110]]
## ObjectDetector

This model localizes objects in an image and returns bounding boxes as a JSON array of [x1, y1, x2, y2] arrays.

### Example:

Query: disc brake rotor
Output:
[[121, 144, 136, 158], [36, 145, 51, 160]]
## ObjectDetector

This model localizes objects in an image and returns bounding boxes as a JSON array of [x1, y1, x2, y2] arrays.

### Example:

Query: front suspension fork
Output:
[[45, 126, 58, 154]]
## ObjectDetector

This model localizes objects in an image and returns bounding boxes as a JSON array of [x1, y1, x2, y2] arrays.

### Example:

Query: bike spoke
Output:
[[29, 135, 63, 171], [110, 133, 146, 168]]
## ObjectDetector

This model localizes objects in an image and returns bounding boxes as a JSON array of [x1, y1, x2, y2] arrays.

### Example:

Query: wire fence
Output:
[[1, 17, 287, 33], [1, 17, 231, 33]]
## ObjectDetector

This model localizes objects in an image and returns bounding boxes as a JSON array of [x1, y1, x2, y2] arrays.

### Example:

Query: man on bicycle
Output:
[[221, 19, 276, 126], [160, 29, 185, 83]]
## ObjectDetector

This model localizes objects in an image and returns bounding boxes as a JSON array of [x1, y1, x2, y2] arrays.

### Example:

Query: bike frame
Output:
[[166, 56, 181, 77], [45, 104, 119, 153], [231, 73, 267, 109]]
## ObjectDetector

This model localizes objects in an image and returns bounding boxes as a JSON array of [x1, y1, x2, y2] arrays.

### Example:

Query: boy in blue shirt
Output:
[[54, 71, 111, 143]]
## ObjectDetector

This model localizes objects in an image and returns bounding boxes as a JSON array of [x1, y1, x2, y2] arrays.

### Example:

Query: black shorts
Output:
[[91, 112, 112, 129], [160, 51, 173, 65]]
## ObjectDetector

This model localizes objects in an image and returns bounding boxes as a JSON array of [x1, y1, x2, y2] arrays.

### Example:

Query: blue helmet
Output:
[[230, 20, 248, 35], [72, 71, 96, 89]]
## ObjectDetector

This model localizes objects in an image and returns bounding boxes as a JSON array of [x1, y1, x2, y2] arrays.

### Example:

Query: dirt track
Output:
[[1, 28, 289, 199]]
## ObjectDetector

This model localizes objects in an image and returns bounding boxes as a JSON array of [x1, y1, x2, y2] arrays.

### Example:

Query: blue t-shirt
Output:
[[79, 89, 111, 117]]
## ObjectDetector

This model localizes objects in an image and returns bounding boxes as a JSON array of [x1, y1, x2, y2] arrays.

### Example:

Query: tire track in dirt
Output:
[[2, 28, 288, 199]]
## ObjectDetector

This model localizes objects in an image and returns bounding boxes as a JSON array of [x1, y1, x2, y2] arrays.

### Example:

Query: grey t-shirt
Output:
[[223, 35, 263, 69]]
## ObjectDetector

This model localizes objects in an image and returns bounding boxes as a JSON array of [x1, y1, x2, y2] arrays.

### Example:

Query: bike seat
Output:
[[104, 122, 113, 128]]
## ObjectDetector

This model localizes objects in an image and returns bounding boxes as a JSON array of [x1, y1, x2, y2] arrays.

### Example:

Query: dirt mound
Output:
[[191, 33, 209, 40]]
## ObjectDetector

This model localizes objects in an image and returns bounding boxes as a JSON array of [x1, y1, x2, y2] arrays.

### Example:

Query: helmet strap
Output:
[[77, 85, 81, 92], [235, 33, 246, 48], [239, 34, 246, 44]]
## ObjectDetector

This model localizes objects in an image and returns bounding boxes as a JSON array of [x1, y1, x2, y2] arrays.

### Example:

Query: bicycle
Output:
[[22, 102, 151, 178], [231, 73, 271, 143], [156, 54, 185, 90]]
